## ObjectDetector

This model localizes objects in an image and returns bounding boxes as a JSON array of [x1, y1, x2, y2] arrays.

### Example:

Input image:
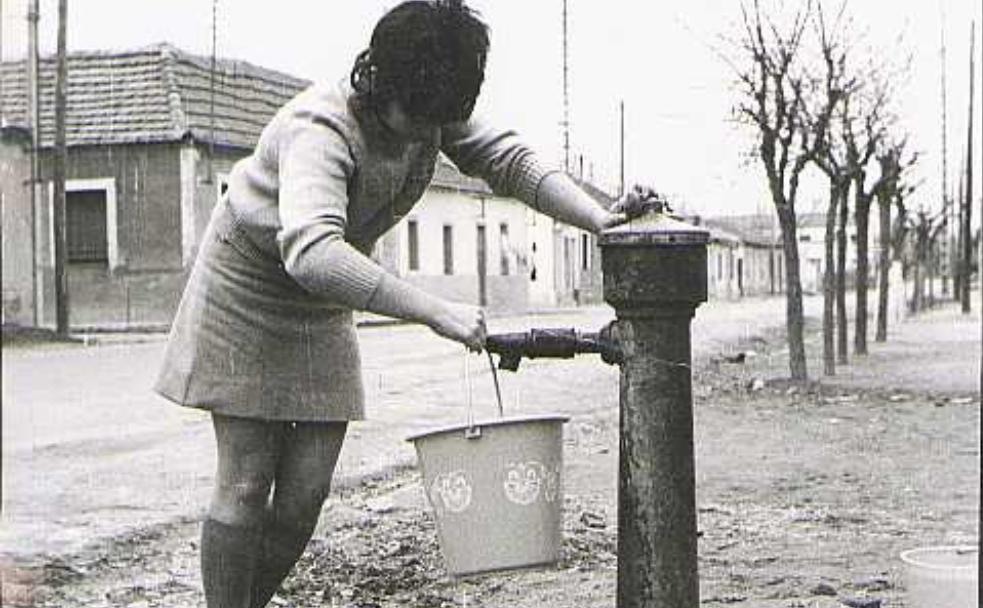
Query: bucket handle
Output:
[[463, 349, 506, 439]]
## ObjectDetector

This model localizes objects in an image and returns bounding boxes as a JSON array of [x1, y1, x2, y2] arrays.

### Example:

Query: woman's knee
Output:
[[209, 414, 281, 526], [211, 469, 275, 525]]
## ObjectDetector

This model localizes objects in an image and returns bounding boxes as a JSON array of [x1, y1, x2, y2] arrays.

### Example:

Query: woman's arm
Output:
[[440, 119, 623, 233], [276, 120, 486, 349]]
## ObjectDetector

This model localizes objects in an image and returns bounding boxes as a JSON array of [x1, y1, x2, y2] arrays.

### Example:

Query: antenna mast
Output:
[[562, 0, 570, 173], [941, 6, 951, 296], [961, 21, 975, 313]]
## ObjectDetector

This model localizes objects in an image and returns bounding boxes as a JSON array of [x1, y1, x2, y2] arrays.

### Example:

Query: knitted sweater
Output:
[[225, 79, 553, 310]]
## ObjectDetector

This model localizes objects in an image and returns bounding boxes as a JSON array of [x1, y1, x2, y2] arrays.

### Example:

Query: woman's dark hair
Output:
[[351, 0, 489, 124]]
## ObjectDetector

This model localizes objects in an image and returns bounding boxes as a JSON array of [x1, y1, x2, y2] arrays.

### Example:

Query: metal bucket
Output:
[[900, 545, 978, 608], [407, 414, 569, 576]]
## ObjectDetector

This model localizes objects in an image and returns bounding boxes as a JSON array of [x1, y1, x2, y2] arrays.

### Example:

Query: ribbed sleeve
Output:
[[283, 230, 385, 309], [276, 116, 385, 309], [440, 119, 559, 208]]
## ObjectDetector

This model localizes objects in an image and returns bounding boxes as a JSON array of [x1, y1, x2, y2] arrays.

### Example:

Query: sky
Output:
[[2, 0, 981, 220]]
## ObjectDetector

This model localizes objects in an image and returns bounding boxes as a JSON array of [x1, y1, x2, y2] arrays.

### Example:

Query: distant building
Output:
[[379, 161, 533, 315], [701, 210, 884, 297], [700, 214, 785, 298], [377, 166, 605, 314]]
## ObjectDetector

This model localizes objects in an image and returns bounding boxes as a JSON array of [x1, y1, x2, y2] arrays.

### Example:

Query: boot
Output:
[[200, 518, 262, 608]]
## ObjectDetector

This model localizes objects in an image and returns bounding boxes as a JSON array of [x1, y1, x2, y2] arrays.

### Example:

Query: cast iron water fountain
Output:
[[483, 195, 710, 608]]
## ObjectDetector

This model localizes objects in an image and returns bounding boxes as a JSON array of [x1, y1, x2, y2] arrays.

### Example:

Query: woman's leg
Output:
[[204, 413, 283, 608], [250, 421, 347, 608]]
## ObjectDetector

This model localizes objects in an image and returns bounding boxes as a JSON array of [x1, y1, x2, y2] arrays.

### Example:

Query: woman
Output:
[[154, 1, 625, 606]]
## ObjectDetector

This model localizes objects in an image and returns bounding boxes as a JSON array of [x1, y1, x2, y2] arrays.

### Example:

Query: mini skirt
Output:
[[154, 200, 365, 421]]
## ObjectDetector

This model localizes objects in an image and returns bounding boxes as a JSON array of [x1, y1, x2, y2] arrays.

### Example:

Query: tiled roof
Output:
[[0, 43, 309, 149], [430, 156, 494, 195], [702, 214, 781, 246], [572, 177, 617, 209]]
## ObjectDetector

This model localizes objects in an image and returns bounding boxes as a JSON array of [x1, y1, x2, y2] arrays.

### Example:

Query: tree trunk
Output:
[[836, 187, 849, 364], [823, 181, 841, 375], [912, 260, 923, 312], [954, 180, 965, 301], [875, 192, 892, 341], [777, 206, 808, 381], [854, 186, 871, 356], [962, 22, 975, 314], [913, 232, 926, 312]]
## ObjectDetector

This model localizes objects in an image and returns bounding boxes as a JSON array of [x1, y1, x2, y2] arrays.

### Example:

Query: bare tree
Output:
[[809, 1, 853, 376], [909, 209, 946, 313], [734, 0, 836, 381], [838, 25, 914, 354], [841, 77, 894, 355], [836, 159, 850, 364]]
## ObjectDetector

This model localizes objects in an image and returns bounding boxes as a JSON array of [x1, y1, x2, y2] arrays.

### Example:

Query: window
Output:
[[499, 222, 510, 275], [717, 252, 723, 279], [581, 233, 591, 270], [67, 190, 108, 263], [799, 234, 812, 242], [530, 241, 538, 281], [407, 219, 420, 271], [442, 224, 454, 275]]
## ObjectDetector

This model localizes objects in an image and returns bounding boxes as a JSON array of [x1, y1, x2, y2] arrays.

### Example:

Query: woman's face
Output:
[[379, 100, 441, 143]]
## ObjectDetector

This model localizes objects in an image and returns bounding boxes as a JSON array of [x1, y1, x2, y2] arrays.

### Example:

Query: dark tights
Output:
[[201, 413, 347, 608]]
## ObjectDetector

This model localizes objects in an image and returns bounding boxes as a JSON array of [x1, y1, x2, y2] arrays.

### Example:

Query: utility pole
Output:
[[204, 0, 218, 183], [962, 21, 975, 313], [561, 0, 570, 173], [940, 10, 951, 297], [619, 100, 625, 198], [27, 0, 41, 326], [52, 0, 69, 334]]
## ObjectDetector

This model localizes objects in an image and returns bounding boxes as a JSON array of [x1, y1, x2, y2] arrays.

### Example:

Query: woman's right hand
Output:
[[429, 301, 487, 352]]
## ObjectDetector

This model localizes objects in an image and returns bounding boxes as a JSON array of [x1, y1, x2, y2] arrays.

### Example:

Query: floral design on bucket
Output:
[[429, 470, 473, 514], [503, 461, 561, 506]]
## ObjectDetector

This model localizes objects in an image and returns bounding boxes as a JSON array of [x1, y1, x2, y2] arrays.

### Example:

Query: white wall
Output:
[[797, 216, 884, 293], [390, 188, 533, 312]]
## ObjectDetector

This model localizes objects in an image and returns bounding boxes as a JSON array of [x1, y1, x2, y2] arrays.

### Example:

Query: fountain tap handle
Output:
[[485, 324, 623, 371]]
